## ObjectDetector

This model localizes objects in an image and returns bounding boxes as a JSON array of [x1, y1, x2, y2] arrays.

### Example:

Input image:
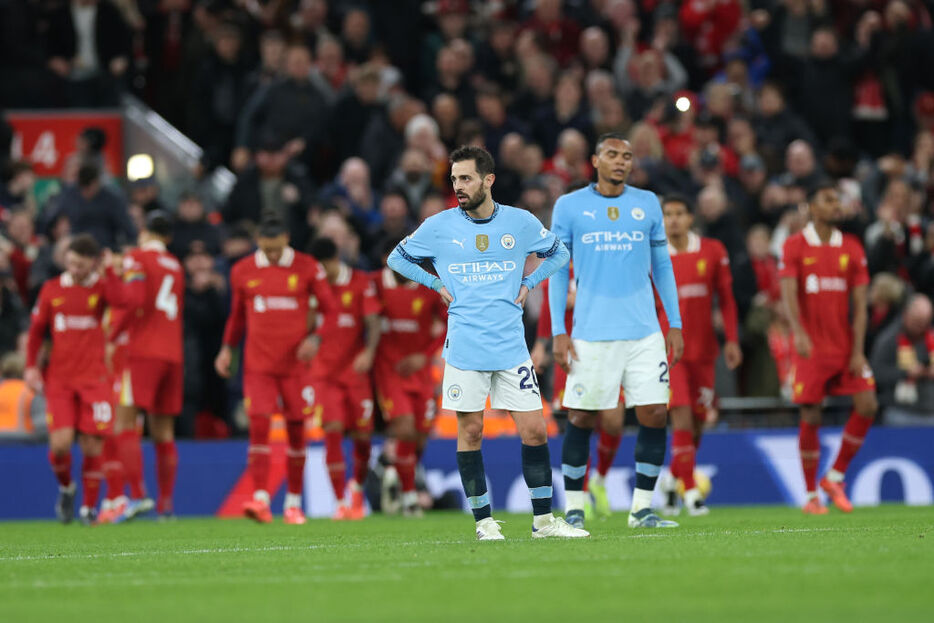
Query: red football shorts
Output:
[[791, 355, 876, 405], [121, 357, 183, 415], [46, 380, 114, 435], [374, 370, 436, 435], [243, 372, 311, 420], [308, 372, 374, 433], [669, 359, 716, 419]]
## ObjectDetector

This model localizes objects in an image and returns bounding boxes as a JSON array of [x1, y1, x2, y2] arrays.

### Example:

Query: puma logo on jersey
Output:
[[582, 210, 596, 220], [451, 238, 465, 248]]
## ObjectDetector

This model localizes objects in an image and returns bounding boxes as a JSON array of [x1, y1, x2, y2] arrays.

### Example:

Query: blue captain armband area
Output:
[[395, 244, 423, 264], [523, 240, 570, 291], [387, 245, 439, 291], [536, 237, 561, 258], [650, 239, 667, 247]]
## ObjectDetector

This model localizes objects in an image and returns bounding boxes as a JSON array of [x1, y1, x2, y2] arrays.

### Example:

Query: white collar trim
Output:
[[142, 240, 167, 252], [802, 222, 842, 247], [255, 246, 295, 268], [668, 231, 701, 255], [334, 263, 351, 286], [61, 272, 99, 288]]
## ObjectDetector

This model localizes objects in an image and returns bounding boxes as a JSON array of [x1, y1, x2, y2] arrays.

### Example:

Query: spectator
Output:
[[476, 20, 520, 93], [313, 35, 347, 103], [871, 294, 934, 426], [736, 154, 768, 225], [511, 54, 556, 121], [418, 191, 446, 223], [532, 72, 591, 156], [44, 163, 136, 250], [386, 149, 433, 219], [340, 7, 374, 65], [223, 134, 315, 251], [753, 81, 816, 174], [576, 26, 611, 73], [678, 0, 742, 77], [613, 15, 687, 122], [320, 157, 381, 233], [46, 0, 132, 107], [245, 30, 287, 96], [520, 0, 581, 67], [360, 95, 425, 188], [0, 160, 37, 214], [181, 243, 229, 436], [867, 272, 907, 355], [543, 128, 592, 187], [404, 113, 449, 189], [331, 63, 384, 162], [2, 210, 39, 301], [0, 353, 34, 434], [234, 42, 332, 179], [170, 192, 223, 259], [421, 0, 471, 88], [476, 86, 528, 158], [432, 93, 463, 151], [316, 209, 364, 268], [423, 44, 476, 119], [0, 256, 27, 356], [776, 140, 822, 193], [367, 192, 413, 266], [190, 21, 253, 172]]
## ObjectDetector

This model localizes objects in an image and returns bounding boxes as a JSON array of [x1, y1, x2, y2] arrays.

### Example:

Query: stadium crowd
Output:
[[2, 0, 934, 437]]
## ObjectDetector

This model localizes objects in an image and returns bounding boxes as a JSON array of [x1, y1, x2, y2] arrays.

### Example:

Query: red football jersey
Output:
[[373, 268, 446, 389], [779, 223, 869, 359], [308, 264, 381, 378], [26, 272, 111, 383], [658, 233, 739, 363], [115, 241, 185, 363], [223, 247, 336, 376]]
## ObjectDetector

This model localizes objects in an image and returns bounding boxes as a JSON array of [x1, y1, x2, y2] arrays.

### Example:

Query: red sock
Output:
[[154, 441, 178, 514], [248, 416, 271, 494], [102, 436, 125, 500], [832, 411, 872, 476], [596, 429, 622, 477], [49, 451, 72, 488], [395, 439, 417, 493], [325, 430, 346, 500], [117, 429, 146, 499], [799, 421, 820, 494], [670, 429, 697, 490], [352, 438, 371, 484], [286, 420, 306, 496], [82, 454, 104, 509]]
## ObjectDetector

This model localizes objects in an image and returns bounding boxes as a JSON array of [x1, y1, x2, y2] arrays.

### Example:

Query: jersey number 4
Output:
[[156, 275, 178, 321]]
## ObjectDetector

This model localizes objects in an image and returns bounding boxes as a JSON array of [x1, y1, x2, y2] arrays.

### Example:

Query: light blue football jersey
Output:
[[548, 183, 682, 341], [395, 204, 562, 371]]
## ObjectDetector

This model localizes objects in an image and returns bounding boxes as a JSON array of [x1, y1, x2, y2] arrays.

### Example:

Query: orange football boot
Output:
[[820, 477, 853, 513], [243, 498, 273, 523], [283, 506, 307, 525], [802, 497, 829, 515]]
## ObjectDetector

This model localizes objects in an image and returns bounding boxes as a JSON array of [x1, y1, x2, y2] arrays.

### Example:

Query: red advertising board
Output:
[[5, 111, 123, 177]]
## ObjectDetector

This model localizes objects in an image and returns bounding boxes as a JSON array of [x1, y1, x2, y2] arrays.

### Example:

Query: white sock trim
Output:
[[565, 490, 588, 512], [630, 488, 654, 513], [826, 469, 845, 483], [253, 490, 270, 504]]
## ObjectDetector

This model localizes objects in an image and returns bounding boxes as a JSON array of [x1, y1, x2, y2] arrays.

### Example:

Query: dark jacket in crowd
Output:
[[0, 283, 27, 354], [870, 319, 934, 415], [46, 184, 137, 250], [46, 0, 132, 69]]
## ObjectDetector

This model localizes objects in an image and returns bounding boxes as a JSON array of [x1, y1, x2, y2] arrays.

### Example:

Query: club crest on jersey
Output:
[[607, 206, 620, 221], [341, 291, 354, 307], [631, 207, 645, 220], [246, 279, 262, 288], [476, 234, 489, 252], [447, 384, 463, 401], [500, 234, 516, 249], [288, 274, 299, 290], [87, 293, 99, 309], [52, 297, 65, 307], [696, 259, 707, 276], [839, 254, 849, 271], [412, 297, 424, 314]]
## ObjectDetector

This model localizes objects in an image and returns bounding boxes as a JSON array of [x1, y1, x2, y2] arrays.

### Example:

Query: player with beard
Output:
[[549, 133, 684, 530], [387, 145, 584, 540], [780, 181, 877, 514]]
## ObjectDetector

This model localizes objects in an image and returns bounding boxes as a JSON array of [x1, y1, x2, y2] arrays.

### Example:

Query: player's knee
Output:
[[856, 396, 878, 419], [638, 405, 667, 429], [518, 420, 547, 446], [390, 417, 416, 441], [457, 414, 483, 445], [800, 406, 822, 425], [323, 421, 342, 434], [568, 410, 596, 429]]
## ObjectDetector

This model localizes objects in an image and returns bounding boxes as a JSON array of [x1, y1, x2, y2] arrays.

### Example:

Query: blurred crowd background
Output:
[[2, 0, 934, 436]]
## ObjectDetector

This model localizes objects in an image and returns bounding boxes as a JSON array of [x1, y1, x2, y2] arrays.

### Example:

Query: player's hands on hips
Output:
[[667, 328, 684, 368], [793, 328, 813, 358], [214, 346, 233, 378], [849, 352, 869, 377], [439, 286, 453, 306], [396, 352, 427, 376], [352, 349, 375, 374], [514, 284, 531, 307], [724, 341, 743, 370], [297, 335, 321, 362], [553, 334, 578, 374], [24, 367, 43, 393]]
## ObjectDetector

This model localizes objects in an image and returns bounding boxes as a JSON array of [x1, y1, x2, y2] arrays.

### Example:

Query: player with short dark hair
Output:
[[780, 182, 878, 514], [216, 217, 337, 524], [657, 193, 741, 516], [373, 238, 447, 517], [26, 234, 115, 524], [549, 133, 684, 530], [387, 145, 583, 540], [106, 211, 185, 520], [307, 236, 382, 521]]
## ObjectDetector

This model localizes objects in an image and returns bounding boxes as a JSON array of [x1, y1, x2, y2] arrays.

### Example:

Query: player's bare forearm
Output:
[[850, 284, 868, 358], [364, 314, 382, 353], [780, 277, 803, 332]]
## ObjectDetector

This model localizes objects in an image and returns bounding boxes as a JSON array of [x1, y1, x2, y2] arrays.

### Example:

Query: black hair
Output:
[[808, 179, 838, 201], [77, 162, 100, 188], [145, 210, 173, 239], [308, 236, 339, 262], [67, 234, 101, 258], [594, 132, 628, 154], [662, 193, 694, 213], [257, 216, 288, 238], [450, 145, 495, 177]]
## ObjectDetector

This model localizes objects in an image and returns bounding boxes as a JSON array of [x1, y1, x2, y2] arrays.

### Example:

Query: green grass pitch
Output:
[[1, 506, 931, 622]]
